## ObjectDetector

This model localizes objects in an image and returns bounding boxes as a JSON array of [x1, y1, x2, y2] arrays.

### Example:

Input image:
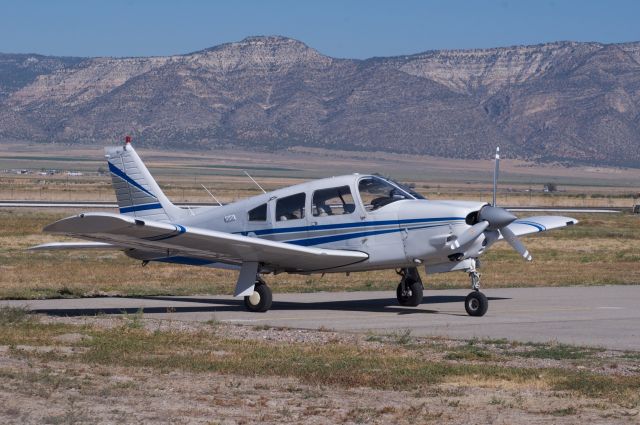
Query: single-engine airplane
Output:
[[32, 138, 578, 316]]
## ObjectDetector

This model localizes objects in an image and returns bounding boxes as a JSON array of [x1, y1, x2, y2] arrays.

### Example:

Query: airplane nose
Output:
[[478, 206, 517, 230]]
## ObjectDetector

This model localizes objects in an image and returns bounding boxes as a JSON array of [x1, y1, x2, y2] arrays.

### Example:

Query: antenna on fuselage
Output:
[[243, 170, 267, 194], [201, 184, 223, 206], [492, 147, 500, 207]]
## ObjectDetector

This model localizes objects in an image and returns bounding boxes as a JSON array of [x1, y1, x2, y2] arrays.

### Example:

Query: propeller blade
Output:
[[500, 226, 532, 261], [493, 147, 500, 206], [450, 221, 489, 250]]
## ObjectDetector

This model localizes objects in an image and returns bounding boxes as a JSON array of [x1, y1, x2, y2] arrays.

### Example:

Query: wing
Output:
[[505, 216, 578, 237], [36, 212, 368, 273]]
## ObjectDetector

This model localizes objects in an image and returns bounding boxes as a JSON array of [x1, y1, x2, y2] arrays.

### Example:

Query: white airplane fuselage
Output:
[[126, 173, 488, 274]]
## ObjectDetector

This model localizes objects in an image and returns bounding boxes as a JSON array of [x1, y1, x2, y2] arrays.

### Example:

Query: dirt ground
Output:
[[2, 359, 635, 425], [0, 315, 638, 425]]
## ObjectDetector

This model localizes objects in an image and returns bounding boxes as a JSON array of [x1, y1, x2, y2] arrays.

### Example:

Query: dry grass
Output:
[[2, 172, 637, 207], [0, 316, 637, 399], [0, 314, 638, 424], [1, 209, 639, 299], [2, 144, 639, 207]]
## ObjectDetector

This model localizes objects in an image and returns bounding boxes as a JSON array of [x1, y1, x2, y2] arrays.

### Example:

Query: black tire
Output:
[[244, 284, 273, 313], [465, 291, 488, 317], [396, 280, 423, 307]]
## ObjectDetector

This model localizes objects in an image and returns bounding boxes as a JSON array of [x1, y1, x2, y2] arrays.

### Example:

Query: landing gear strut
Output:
[[465, 266, 488, 316], [396, 267, 423, 307], [244, 276, 273, 313]]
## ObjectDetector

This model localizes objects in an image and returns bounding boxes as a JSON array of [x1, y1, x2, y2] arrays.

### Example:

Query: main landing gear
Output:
[[244, 276, 273, 313], [396, 267, 424, 307], [465, 269, 488, 317]]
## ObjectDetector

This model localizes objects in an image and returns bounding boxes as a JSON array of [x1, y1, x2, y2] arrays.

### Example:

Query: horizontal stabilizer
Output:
[[29, 242, 118, 251]]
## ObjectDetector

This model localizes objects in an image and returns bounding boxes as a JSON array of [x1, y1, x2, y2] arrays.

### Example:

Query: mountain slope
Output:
[[1, 36, 639, 165]]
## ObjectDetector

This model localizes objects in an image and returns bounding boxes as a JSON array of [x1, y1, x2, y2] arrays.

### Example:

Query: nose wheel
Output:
[[465, 290, 488, 316], [465, 269, 488, 316]]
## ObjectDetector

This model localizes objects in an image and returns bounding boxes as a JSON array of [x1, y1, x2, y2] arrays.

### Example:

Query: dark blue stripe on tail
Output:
[[120, 203, 163, 214]]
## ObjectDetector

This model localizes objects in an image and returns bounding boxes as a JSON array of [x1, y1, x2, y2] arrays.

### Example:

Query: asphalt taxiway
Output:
[[2, 285, 638, 350]]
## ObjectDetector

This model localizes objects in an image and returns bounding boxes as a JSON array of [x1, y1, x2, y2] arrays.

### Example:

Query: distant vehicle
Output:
[[32, 138, 577, 316]]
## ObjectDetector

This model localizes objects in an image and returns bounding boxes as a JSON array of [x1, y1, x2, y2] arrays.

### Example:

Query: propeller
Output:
[[449, 147, 533, 261], [500, 226, 532, 261], [450, 205, 517, 249], [450, 221, 488, 250]]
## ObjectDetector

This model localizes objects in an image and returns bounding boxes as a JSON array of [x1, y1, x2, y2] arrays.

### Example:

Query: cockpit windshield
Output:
[[386, 178, 426, 200], [358, 176, 425, 212]]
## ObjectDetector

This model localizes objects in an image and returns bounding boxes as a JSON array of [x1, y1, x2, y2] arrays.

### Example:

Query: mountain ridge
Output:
[[1, 36, 639, 166]]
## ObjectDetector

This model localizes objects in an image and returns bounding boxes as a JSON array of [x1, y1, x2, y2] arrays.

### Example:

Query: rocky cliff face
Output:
[[1, 36, 639, 165]]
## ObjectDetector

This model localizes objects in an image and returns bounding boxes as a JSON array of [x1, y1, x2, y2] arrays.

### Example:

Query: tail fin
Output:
[[105, 139, 186, 222]]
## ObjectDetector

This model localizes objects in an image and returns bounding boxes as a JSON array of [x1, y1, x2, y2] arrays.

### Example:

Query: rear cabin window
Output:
[[248, 204, 267, 221], [312, 186, 356, 216], [276, 193, 306, 221]]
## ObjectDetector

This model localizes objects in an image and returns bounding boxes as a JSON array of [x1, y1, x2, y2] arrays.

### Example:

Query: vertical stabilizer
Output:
[[105, 138, 186, 222]]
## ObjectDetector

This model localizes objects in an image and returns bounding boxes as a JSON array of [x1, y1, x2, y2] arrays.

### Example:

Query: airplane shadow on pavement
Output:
[[31, 294, 510, 318]]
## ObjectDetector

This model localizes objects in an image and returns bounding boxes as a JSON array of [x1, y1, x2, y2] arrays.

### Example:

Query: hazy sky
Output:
[[1, 0, 639, 58]]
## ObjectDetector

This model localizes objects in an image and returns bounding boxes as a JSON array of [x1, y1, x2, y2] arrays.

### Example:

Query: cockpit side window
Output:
[[248, 203, 267, 221], [358, 176, 416, 212], [312, 186, 355, 217], [276, 193, 306, 221]]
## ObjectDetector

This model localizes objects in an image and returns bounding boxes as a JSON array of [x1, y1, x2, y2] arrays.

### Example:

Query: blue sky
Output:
[[1, 0, 639, 58]]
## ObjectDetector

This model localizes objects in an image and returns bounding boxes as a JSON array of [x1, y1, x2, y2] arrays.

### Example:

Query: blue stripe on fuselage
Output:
[[238, 216, 464, 237], [287, 223, 447, 246]]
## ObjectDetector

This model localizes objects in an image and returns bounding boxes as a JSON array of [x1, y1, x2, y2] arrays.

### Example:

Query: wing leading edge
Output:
[[36, 212, 368, 273], [505, 216, 578, 237]]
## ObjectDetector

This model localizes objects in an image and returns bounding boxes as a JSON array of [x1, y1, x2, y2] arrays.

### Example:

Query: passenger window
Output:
[[312, 186, 355, 217], [276, 193, 306, 221], [248, 203, 267, 221]]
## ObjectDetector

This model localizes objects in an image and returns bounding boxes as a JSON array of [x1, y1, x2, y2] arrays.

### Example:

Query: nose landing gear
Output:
[[465, 269, 488, 316]]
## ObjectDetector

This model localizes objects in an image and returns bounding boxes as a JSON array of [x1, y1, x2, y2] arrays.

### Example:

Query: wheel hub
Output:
[[249, 291, 261, 306], [468, 298, 479, 311]]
